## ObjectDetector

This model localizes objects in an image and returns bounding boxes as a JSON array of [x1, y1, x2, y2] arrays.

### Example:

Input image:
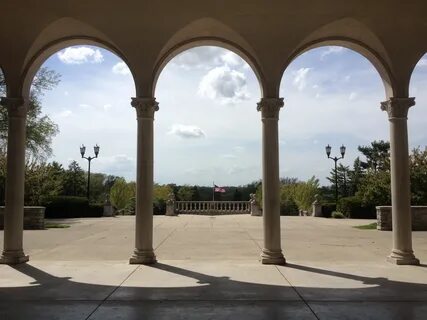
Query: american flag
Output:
[[214, 185, 226, 193]]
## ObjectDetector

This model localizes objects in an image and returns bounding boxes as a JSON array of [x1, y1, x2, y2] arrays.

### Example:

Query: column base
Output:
[[260, 248, 286, 265], [387, 249, 420, 265], [129, 249, 157, 265], [0, 250, 29, 265]]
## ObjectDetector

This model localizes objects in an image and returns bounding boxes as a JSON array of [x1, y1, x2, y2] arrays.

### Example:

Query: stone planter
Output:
[[376, 206, 427, 231], [0, 206, 45, 230]]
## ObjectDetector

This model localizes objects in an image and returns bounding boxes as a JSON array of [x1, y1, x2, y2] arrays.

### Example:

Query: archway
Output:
[[155, 45, 262, 186], [1, 43, 137, 262], [153, 45, 263, 258], [279, 45, 389, 248]]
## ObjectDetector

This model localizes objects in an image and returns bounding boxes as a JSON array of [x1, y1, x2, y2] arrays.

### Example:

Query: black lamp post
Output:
[[326, 144, 346, 206], [80, 144, 100, 201]]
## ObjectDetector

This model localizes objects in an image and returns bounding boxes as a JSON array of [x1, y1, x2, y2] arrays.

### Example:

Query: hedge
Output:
[[321, 203, 336, 218], [337, 196, 376, 219], [43, 196, 103, 218]]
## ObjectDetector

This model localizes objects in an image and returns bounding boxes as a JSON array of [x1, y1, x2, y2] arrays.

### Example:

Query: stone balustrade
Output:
[[0, 206, 45, 230], [377, 206, 427, 231], [173, 201, 251, 215]]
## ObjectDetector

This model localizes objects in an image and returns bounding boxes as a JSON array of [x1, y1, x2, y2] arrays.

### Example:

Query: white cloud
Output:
[[171, 47, 248, 70], [79, 103, 92, 109], [293, 68, 311, 91], [112, 62, 131, 75], [168, 124, 205, 138], [221, 154, 237, 159], [349, 92, 358, 100], [198, 66, 250, 104], [103, 104, 112, 111], [57, 110, 72, 118], [320, 46, 345, 60], [57, 46, 104, 64]]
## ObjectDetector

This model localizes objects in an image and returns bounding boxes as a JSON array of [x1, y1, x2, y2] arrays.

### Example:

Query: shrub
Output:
[[42, 196, 103, 218], [88, 203, 104, 217], [110, 179, 135, 210], [337, 196, 375, 219], [332, 211, 345, 219], [321, 203, 336, 218]]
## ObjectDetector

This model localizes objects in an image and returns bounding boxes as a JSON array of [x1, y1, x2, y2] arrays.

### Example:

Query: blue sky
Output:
[[35, 46, 427, 186]]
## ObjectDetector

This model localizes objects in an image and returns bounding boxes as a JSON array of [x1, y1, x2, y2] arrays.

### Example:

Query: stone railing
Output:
[[171, 201, 251, 216], [0, 206, 45, 230], [376, 206, 427, 231]]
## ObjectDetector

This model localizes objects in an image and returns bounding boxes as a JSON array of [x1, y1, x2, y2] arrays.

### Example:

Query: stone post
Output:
[[129, 97, 158, 264], [0, 97, 29, 264], [250, 193, 262, 216], [381, 98, 419, 265], [257, 98, 286, 265], [165, 192, 176, 216]]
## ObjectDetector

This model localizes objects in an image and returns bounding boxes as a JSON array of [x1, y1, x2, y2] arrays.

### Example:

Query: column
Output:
[[129, 97, 158, 264], [0, 97, 29, 264], [381, 97, 419, 265], [257, 98, 286, 265]]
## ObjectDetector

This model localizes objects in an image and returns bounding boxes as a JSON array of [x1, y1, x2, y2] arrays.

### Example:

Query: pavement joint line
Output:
[[235, 218, 262, 251], [275, 265, 321, 320], [84, 264, 141, 320], [154, 226, 179, 251]]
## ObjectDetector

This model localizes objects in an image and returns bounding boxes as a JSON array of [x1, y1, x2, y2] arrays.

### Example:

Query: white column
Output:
[[0, 98, 29, 264], [381, 97, 419, 265], [129, 97, 158, 264], [257, 98, 286, 265]]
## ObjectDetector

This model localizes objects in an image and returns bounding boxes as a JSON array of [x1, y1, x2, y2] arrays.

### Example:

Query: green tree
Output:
[[291, 176, 320, 211], [327, 163, 351, 198], [358, 140, 390, 172], [348, 157, 364, 195], [110, 178, 135, 211], [63, 161, 86, 196], [177, 185, 194, 201], [153, 184, 174, 214], [356, 170, 391, 206], [0, 67, 60, 160], [89, 172, 107, 203], [410, 147, 427, 205], [25, 161, 65, 205]]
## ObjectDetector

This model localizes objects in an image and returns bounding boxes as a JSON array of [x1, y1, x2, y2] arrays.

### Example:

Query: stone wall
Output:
[[0, 206, 45, 230], [376, 206, 427, 231]]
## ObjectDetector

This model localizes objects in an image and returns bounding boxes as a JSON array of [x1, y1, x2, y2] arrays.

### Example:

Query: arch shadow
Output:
[[1, 261, 427, 319]]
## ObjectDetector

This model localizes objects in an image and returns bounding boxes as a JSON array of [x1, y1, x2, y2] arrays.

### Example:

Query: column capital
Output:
[[131, 97, 159, 119], [380, 97, 415, 120], [257, 98, 284, 119], [0, 97, 28, 118]]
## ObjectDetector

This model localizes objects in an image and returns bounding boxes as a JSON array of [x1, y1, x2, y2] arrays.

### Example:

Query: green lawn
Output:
[[353, 222, 377, 230], [45, 223, 71, 229]]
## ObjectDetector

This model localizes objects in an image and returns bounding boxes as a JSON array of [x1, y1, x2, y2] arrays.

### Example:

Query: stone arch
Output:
[[281, 39, 394, 99], [280, 18, 395, 98], [21, 37, 137, 98], [408, 52, 427, 94], [20, 17, 138, 97], [151, 18, 265, 96]]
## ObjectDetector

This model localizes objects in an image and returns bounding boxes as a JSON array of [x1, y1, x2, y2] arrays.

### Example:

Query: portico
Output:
[[0, 0, 426, 267]]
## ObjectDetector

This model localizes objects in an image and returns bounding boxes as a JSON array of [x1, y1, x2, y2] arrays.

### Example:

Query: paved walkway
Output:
[[1, 215, 427, 319]]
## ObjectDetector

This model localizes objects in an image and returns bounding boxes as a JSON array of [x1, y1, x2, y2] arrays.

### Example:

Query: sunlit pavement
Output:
[[1, 215, 427, 319]]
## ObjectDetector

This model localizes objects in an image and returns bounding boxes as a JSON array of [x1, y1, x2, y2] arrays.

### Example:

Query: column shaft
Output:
[[1, 97, 29, 264], [129, 97, 158, 264], [381, 98, 419, 265], [258, 98, 286, 265]]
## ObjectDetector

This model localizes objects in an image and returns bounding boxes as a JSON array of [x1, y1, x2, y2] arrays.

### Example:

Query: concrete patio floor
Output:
[[1, 215, 427, 319]]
